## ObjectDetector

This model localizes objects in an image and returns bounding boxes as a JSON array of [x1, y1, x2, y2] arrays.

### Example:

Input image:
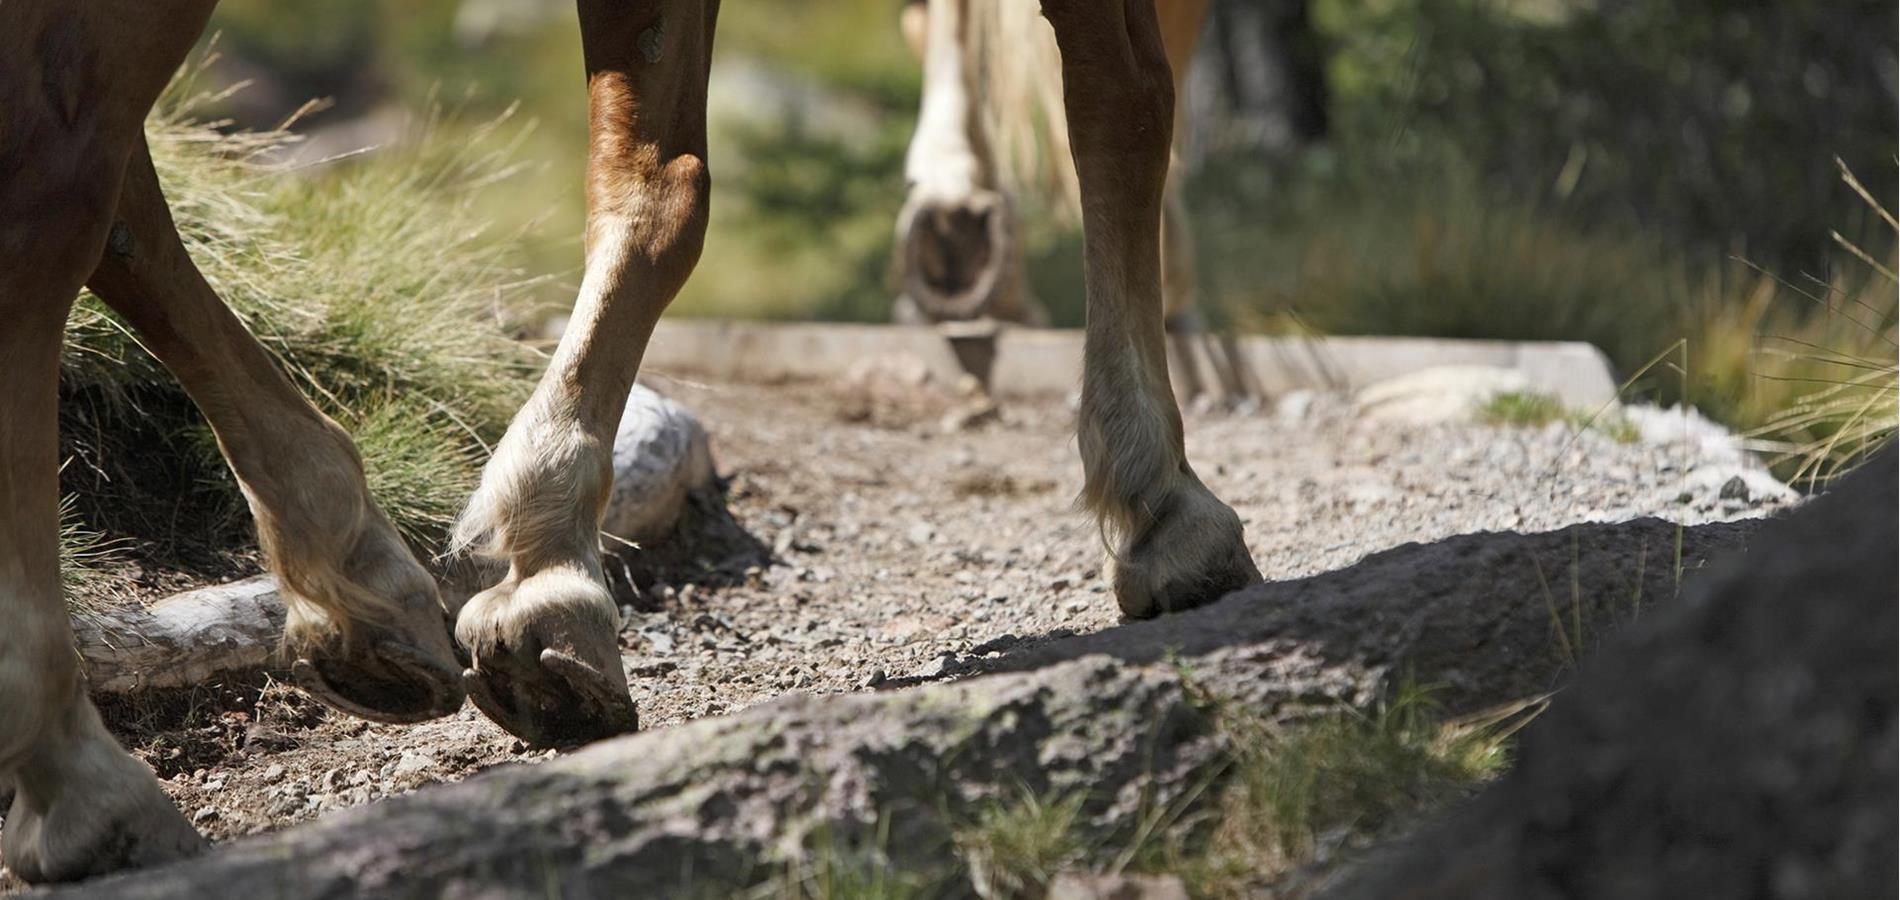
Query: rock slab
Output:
[[1318, 452, 1898, 900], [44, 514, 1765, 898]]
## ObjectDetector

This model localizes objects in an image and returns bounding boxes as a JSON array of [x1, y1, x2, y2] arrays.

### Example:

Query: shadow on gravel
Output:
[[439, 482, 772, 618], [934, 516, 1765, 716], [606, 482, 773, 609]]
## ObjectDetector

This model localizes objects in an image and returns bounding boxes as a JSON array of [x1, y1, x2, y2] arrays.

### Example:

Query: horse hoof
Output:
[[456, 566, 638, 748]]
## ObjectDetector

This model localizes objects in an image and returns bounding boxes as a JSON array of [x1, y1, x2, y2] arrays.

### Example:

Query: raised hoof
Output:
[[291, 633, 466, 725], [457, 569, 639, 749], [1110, 475, 1262, 619], [2, 728, 206, 883]]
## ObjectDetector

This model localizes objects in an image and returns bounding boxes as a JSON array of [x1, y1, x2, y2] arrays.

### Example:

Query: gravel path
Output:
[[13, 372, 1793, 861]]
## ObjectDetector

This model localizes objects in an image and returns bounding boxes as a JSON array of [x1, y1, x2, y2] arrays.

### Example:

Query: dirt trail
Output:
[[5, 373, 1790, 868]]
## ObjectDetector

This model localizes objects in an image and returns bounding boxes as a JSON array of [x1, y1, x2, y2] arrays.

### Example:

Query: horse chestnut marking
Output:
[[638, 19, 664, 64]]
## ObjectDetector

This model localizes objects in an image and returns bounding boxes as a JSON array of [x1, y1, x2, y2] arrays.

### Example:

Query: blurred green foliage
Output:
[[1315, 0, 1896, 270], [1195, 0, 1894, 426], [203, 0, 920, 322], [189, 0, 1892, 431]]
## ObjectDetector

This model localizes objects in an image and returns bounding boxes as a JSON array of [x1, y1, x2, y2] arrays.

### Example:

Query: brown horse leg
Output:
[[1040, 0, 1262, 618], [1157, 0, 1209, 328], [0, 0, 219, 882], [893, 0, 1037, 325], [85, 138, 465, 725], [1152, 0, 1241, 407], [451, 0, 718, 747]]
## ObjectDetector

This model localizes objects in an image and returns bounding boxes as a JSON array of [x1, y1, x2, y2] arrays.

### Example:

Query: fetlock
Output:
[[280, 516, 464, 724], [2, 700, 203, 883], [1106, 469, 1260, 619]]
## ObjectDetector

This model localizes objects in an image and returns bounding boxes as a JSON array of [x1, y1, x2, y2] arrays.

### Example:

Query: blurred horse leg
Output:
[[1040, 0, 1262, 617], [452, 0, 717, 747], [1156, 0, 1208, 328], [893, 0, 1040, 325], [85, 138, 465, 725], [0, 0, 216, 882], [1152, 0, 1248, 407]]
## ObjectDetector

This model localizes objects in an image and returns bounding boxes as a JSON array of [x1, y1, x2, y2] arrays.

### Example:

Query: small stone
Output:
[[1719, 475, 1751, 502], [262, 764, 286, 782], [1047, 872, 1188, 900], [193, 806, 219, 824], [940, 399, 1000, 433], [912, 655, 952, 679]]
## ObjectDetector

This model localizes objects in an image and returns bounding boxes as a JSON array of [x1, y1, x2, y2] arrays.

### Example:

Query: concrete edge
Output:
[[641, 319, 1622, 407]]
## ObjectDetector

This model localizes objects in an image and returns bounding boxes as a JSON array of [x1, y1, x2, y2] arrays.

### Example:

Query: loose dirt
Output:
[[4, 372, 1791, 872]]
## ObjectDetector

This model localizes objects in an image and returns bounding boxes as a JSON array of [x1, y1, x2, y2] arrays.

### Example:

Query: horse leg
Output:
[[84, 138, 465, 724], [0, 0, 216, 882], [894, 0, 1039, 325], [1040, 0, 1262, 617], [1156, 0, 1209, 330], [1151, 0, 1241, 407], [451, 0, 717, 747]]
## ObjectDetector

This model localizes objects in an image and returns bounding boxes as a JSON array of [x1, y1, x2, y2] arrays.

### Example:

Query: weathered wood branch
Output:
[[74, 577, 285, 695], [72, 385, 715, 697]]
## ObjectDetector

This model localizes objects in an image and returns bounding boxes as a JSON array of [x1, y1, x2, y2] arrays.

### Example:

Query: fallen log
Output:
[[48, 515, 1763, 898], [974, 516, 1762, 719], [73, 577, 285, 695], [72, 384, 716, 696]]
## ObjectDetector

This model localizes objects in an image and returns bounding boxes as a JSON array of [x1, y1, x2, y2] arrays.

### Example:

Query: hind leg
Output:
[[0, 256, 202, 886], [451, 0, 717, 747], [1041, 0, 1261, 617], [84, 138, 464, 724], [0, 1, 214, 882]]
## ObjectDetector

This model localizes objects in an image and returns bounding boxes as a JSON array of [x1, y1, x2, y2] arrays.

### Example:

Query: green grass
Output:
[[993, 685, 1519, 899], [763, 825, 943, 900], [1479, 391, 1641, 444], [1117, 686, 1517, 898], [1742, 170, 1898, 486], [58, 492, 131, 614], [58, 73, 540, 590], [731, 684, 1520, 900]]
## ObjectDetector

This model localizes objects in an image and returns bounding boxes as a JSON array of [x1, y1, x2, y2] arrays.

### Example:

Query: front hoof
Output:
[[457, 569, 638, 749], [1110, 476, 1262, 619], [2, 731, 205, 883]]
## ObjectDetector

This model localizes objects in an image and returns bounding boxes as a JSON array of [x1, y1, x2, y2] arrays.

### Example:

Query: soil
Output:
[[2, 372, 1793, 880]]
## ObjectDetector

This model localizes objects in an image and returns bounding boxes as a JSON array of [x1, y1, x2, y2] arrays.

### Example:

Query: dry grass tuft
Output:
[[59, 59, 542, 596]]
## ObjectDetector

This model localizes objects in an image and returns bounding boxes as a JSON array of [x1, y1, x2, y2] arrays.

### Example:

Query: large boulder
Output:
[[1318, 452, 1898, 900]]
